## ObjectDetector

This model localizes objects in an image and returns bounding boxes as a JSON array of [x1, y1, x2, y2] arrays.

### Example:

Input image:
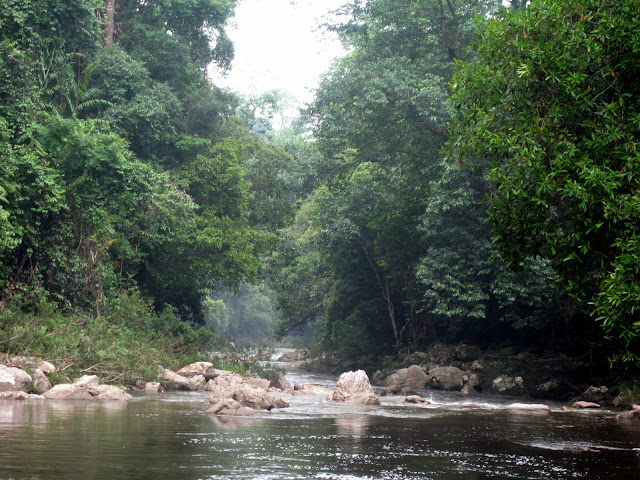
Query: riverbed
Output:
[[1, 365, 639, 479]]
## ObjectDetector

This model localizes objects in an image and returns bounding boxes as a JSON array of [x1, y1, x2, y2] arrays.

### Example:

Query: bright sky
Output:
[[209, 0, 347, 105]]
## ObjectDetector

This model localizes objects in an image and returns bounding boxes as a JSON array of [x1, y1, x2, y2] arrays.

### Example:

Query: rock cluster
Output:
[[205, 369, 290, 416], [0, 355, 56, 400]]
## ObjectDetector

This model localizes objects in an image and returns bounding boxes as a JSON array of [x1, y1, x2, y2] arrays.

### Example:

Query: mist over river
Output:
[[1, 363, 639, 480]]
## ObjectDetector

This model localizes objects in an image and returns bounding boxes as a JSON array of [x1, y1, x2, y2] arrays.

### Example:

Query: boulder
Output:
[[429, 366, 466, 391], [490, 376, 524, 395], [162, 368, 197, 391], [210, 369, 244, 385], [327, 370, 380, 405], [384, 365, 429, 389], [573, 386, 614, 406], [207, 399, 257, 416], [32, 369, 52, 394], [247, 378, 271, 390], [73, 375, 100, 389], [268, 374, 292, 392], [0, 365, 32, 392], [144, 382, 163, 393], [381, 384, 401, 396], [177, 361, 215, 377], [461, 385, 477, 395], [190, 375, 207, 389], [293, 383, 334, 396], [43, 384, 93, 400], [88, 385, 132, 401], [232, 386, 289, 410], [404, 395, 429, 404]]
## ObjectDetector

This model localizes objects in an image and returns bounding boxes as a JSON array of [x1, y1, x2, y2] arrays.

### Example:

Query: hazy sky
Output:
[[210, 0, 347, 105]]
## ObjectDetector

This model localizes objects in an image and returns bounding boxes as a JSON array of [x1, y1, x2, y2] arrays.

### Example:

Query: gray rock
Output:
[[384, 365, 429, 389], [43, 384, 93, 400], [574, 386, 613, 406], [327, 370, 380, 405], [32, 369, 52, 394], [0, 365, 32, 392], [269, 374, 292, 392], [208, 383, 289, 411], [404, 395, 429, 404], [73, 375, 100, 389], [162, 368, 197, 391], [429, 366, 465, 391], [247, 377, 271, 390], [461, 385, 477, 395], [490, 375, 524, 395], [144, 382, 163, 393], [177, 361, 215, 377], [89, 385, 132, 401]]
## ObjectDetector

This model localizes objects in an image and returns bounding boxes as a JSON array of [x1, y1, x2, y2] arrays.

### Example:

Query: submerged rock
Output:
[[327, 370, 380, 405], [570, 401, 600, 409], [0, 391, 44, 400], [404, 395, 429, 404], [207, 399, 257, 416]]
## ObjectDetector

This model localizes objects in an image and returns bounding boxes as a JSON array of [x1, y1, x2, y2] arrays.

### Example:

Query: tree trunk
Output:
[[105, 0, 115, 45]]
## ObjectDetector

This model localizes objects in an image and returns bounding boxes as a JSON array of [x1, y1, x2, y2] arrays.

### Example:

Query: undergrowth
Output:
[[0, 287, 222, 385]]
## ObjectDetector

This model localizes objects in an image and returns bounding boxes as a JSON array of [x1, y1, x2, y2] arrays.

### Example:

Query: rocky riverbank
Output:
[[276, 345, 640, 414]]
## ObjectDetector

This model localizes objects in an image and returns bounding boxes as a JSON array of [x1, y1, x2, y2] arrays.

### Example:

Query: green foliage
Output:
[[0, 287, 219, 384], [450, 0, 640, 365]]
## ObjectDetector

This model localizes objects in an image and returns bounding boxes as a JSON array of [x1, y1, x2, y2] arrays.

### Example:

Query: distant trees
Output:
[[269, 0, 567, 359]]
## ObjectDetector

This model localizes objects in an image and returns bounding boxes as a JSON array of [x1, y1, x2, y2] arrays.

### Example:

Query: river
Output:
[[1, 360, 639, 479]]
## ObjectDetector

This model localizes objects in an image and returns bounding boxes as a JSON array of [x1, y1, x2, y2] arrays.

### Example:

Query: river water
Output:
[[1, 363, 639, 479]]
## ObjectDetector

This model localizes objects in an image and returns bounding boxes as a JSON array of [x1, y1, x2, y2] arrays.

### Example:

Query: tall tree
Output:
[[450, 0, 640, 366]]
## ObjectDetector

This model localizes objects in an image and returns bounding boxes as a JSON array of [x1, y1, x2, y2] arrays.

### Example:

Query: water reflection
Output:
[[0, 390, 640, 479]]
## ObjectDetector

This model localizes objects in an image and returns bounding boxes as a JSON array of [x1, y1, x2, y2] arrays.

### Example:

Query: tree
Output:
[[450, 0, 640, 365]]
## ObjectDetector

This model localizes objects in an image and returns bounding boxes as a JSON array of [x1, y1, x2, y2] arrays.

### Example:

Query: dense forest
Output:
[[1, 0, 638, 384]]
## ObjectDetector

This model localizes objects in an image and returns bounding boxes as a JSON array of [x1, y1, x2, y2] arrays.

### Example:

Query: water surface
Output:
[[1, 372, 639, 479]]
